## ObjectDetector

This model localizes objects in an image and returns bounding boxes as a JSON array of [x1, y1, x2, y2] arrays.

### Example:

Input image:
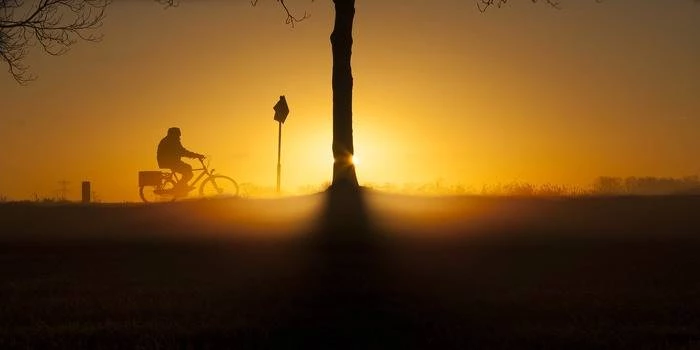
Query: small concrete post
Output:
[[81, 181, 91, 203]]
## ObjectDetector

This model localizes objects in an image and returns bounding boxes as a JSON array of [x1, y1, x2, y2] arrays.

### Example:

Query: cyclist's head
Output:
[[167, 127, 181, 138]]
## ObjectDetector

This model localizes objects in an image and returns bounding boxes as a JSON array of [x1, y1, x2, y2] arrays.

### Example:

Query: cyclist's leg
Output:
[[171, 161, 193, 189]]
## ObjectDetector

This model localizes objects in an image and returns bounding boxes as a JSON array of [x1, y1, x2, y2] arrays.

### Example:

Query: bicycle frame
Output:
[[166, 158, 216, 189], [140, 158, 238, 202]]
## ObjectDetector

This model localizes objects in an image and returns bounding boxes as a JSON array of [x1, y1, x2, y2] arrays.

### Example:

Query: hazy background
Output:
[[1, 0, 699, 201]]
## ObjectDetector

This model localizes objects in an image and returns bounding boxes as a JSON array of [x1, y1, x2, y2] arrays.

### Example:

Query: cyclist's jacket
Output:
[[157, 135, 199, 168]]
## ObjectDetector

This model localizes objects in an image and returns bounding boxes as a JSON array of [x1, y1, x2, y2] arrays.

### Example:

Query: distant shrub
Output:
[[592, 176, 624, 195], [503, 182, 536, 196], [537, 183, 577, 197]]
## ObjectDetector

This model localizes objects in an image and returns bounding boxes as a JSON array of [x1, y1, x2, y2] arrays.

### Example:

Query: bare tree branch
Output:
[[155, 0, 178, 8], [0, 0, 109, 84], [251, 0, 311, 27], [477, 0, 561, 13], [157, 0, 310, 27]]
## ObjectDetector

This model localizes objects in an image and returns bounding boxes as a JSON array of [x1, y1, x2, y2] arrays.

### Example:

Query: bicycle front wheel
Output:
[[139, 179, 177, 203], [199, 175, 239, 198]]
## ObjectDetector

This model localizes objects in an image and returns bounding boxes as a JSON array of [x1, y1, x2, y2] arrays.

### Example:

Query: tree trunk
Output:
[[330, 0, 359, 188]]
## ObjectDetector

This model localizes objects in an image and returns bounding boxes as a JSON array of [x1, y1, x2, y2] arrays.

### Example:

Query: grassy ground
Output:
[[1, 192, 699, 349]]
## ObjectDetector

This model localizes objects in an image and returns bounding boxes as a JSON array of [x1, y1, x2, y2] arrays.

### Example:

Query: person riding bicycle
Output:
[[157, 127, 204, 192]]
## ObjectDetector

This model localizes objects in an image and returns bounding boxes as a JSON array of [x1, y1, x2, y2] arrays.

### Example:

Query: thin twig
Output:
[[0, 0, 109, 83]]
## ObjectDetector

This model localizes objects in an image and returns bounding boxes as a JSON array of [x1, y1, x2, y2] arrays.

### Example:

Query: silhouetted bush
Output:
[[592, 177, 624, 195]]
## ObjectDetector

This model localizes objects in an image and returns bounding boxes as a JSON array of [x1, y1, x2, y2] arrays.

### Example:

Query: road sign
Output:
[[273, 95, 289, 194], [273, 96, 289, 124]]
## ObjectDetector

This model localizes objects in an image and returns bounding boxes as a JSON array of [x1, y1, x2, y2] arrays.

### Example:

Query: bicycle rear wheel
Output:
[[139, 179, 178, 203], [199, 175, 239, 198]]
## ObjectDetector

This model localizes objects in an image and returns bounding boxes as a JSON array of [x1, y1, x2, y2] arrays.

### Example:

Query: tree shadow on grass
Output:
[[268, 185, 415, 348], [317, 184, 374, 243]]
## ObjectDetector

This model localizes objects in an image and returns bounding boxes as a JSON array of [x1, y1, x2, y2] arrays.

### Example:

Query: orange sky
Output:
[[1, 0, 699, 201]]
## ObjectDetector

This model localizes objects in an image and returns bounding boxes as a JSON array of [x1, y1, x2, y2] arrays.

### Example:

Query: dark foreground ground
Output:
[[1, 191, 699, 349]]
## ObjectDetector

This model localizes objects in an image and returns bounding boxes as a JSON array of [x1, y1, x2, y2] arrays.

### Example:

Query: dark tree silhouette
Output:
[[0, 0, 108, 84], [328, 0, 357, 188]]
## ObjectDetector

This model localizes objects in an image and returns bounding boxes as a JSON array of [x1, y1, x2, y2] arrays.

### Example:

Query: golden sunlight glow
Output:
[[1, 1, 699, 202]]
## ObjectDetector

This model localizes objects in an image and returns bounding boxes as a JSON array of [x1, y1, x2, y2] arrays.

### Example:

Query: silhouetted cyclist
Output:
[[157, 127, 204, 192]]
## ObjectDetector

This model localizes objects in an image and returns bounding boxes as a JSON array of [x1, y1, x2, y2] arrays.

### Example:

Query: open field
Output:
[[1, 192, 700, 349]]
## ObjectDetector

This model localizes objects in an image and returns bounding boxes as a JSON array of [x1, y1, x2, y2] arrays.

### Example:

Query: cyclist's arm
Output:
[[177, 141, 203, 159], [183, 149, 202, 158]]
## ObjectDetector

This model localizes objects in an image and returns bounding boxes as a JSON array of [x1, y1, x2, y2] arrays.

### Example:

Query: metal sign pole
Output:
[[272, 95, 289, 195], [277, 121, 282, 194]]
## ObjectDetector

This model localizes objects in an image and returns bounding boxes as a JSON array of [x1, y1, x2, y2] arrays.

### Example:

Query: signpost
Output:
[[273, 96, 289, 194]]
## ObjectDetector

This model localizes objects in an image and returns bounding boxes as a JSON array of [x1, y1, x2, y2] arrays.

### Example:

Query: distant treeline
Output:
[[591, 176, 700, 195], [364, 176, 700, 197], [365, 181, 586, 197]]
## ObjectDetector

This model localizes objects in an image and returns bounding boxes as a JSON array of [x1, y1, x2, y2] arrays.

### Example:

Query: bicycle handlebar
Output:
[[197, 156, 212, 172]]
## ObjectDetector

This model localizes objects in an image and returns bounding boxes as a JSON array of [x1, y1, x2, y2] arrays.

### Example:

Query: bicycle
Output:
[[138, 158, 239, 203]]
